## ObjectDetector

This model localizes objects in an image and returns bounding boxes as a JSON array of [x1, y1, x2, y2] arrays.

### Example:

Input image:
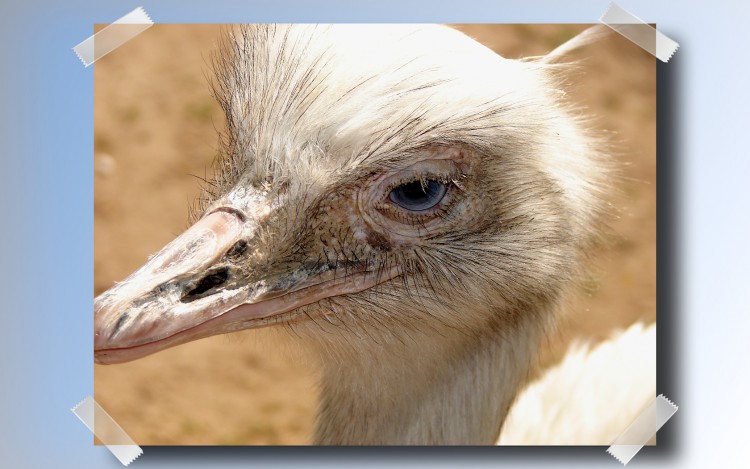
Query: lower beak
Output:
[[94, 209, 399, 364]]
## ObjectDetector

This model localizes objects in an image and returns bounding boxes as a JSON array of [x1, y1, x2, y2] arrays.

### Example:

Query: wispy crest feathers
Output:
[[540, 24, 611, 63]]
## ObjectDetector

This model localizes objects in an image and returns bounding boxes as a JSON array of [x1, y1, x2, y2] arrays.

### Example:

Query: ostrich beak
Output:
[[94, 208, 399, 364]]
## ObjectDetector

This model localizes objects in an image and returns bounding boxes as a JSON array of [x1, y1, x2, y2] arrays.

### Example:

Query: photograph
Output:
[[93, 23, 656, 445]]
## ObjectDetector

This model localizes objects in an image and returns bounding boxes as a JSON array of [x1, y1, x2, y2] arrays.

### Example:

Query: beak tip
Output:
[[94, 348, 109, 365]]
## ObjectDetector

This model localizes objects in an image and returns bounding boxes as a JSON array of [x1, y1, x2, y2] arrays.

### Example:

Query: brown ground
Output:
[[94, 25, 655, 445]]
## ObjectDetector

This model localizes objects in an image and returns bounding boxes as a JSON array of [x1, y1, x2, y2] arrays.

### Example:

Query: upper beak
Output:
[[94, 206, 400, 364]]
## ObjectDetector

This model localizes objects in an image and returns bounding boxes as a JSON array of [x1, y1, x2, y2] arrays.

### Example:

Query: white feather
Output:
[[498, 322, 656, 445]]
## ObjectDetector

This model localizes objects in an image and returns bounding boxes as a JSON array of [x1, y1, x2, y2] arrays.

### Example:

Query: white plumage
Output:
[[499, 322, 656, 445]]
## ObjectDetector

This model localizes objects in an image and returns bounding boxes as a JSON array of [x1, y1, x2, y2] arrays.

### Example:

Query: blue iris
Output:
[[389, 179, 448, 212]]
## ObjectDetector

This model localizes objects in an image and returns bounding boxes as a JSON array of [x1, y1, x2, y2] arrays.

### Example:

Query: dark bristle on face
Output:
[[365, 230, 392, 252]]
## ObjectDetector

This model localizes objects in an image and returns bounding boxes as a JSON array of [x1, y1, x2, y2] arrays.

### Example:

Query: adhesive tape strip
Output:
[[72, 396, 143, 466], [72, 7, 153, 67], [600, 2, 679, 62], [607, 394, 678, 465]]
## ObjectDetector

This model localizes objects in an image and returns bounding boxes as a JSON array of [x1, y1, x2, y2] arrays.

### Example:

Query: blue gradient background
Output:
[[1, 0, 747, 467]]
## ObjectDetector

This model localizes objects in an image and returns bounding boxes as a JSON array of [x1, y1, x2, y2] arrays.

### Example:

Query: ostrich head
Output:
[[94, 24, 606, 444]]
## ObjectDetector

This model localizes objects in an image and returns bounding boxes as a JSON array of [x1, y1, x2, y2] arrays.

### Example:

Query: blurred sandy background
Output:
[[94, 24, 655, 445]]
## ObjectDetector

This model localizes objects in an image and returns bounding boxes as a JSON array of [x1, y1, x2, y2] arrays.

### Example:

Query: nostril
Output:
[[181, 267, 230, 302]]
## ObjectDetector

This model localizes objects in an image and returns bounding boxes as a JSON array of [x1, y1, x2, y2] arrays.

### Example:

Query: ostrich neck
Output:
[[312, 320, 539, 445]]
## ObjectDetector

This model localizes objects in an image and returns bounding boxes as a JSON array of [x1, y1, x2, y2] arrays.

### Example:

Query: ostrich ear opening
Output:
[[539, 24, 612, 63]]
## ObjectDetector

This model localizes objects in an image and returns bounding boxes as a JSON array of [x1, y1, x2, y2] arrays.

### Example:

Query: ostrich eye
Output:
[[389, 179, 448, 212]]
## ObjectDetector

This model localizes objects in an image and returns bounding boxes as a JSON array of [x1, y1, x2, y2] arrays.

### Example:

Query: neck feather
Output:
[[312, 317, 540, 445]]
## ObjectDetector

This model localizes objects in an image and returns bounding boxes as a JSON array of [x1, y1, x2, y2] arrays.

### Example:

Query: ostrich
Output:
[[94, 24, 624, 445]]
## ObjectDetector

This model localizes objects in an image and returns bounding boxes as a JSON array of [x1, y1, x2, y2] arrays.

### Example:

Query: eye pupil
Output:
[[389, 180, 448, 212]]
